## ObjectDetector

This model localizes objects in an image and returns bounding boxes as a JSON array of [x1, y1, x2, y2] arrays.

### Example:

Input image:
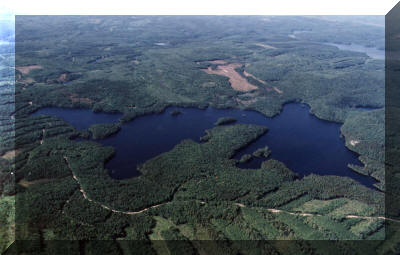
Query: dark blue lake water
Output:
[[32, 103, 377, 189]]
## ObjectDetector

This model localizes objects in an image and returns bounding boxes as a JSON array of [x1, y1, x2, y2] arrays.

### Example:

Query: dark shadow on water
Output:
[[32, 103, 377, 189]]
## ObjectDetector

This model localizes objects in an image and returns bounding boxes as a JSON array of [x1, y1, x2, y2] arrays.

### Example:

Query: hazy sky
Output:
[[1, 0, 398, 15]]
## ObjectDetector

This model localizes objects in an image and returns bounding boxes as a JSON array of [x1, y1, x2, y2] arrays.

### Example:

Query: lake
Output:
[[325, 43, 385, 60], [288, 30, 385, 60], [32, 103, 377, 189]]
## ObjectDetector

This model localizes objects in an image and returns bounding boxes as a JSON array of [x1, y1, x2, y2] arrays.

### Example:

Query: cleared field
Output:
[[0, 196, 14, 253], [15, 65, 42, 74], [202, 63, 258, 92]]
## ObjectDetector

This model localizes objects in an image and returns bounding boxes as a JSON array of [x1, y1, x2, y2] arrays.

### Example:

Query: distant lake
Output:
[[32, 103, 377, 189], [325, 43, 385, 60], [288, 30, 385, 60]]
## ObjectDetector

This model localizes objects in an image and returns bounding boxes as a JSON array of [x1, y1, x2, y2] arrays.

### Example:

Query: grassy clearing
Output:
[[0, 196, 15, 253], [149, 216, 176, 240], [328, 199, 376, 217]]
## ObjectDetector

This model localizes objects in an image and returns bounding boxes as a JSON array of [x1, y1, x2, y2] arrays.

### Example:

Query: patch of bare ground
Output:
[[255, 43, 277, 49], [1, 149, 22, 160], [15, 65, 43, 75], [57, 73, 67, 83], [350, 140, 360, 146], [202, 63, 258, 92], [69, 93, 93, 104], [18, 178, 53, 188], [201, 81, 216, 88], [40, 129, 45, 145], [17, 77, 35, 84]]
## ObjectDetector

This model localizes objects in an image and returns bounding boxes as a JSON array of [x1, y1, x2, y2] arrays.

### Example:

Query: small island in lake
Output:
[[253, 146, 271, 158]]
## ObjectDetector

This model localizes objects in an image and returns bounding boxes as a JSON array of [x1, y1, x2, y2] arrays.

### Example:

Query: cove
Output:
[[32, 103, 377, 189]]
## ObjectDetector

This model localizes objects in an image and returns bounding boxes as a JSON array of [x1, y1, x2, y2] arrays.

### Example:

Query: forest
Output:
[[0, 15, 395, 254], [89, 123, 121, 140]]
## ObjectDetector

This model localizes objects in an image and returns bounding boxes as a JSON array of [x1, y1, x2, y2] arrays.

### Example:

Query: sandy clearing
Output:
[[18, 178, 53, 188], [267, 209, 282, 213], [15, 65, 43, 75], [202, 63, 258, 92], [243, 71, 267, 84], [255, 43, 277, 49], [1, 149, 22, 160], [201, 62, 281, 94], [28, 101, 33, 105], [350, 140, 360, 146]]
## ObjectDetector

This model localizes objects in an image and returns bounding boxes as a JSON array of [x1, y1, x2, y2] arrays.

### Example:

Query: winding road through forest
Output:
[[63, 156, 400, 223]]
